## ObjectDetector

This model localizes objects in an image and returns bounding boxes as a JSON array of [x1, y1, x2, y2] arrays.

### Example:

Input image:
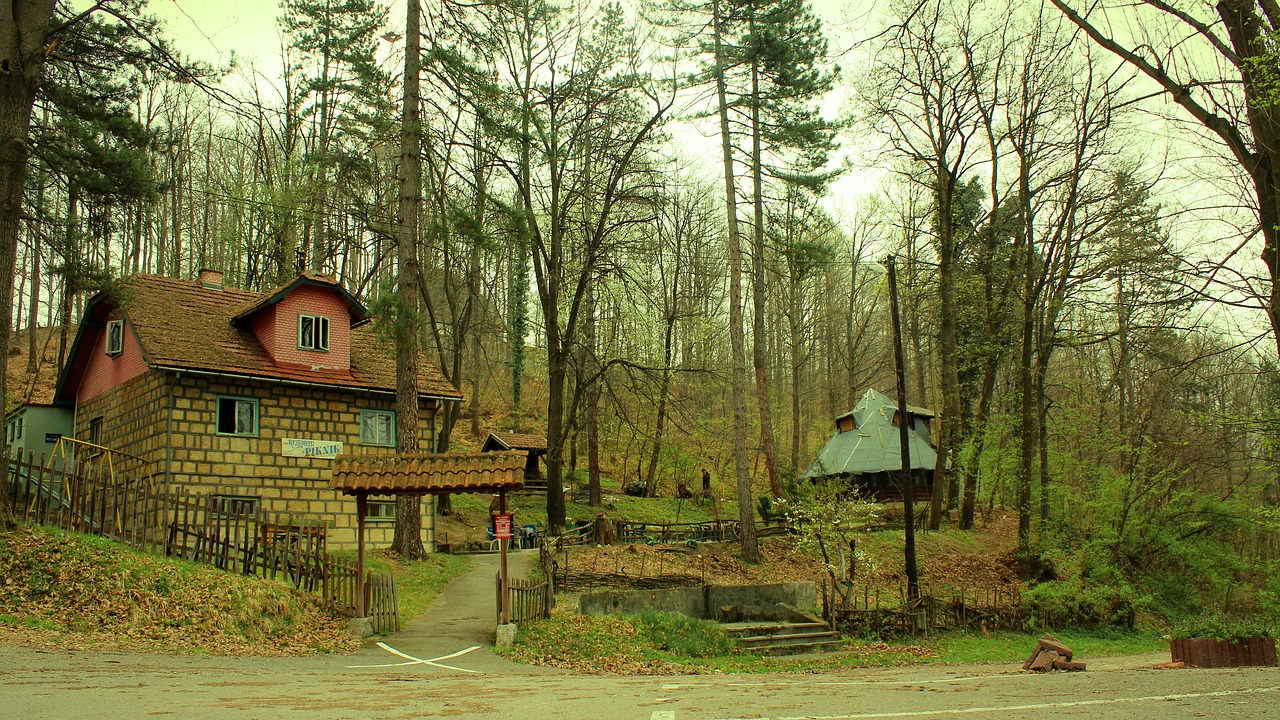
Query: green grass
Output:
[[330, 550, 470, 626], [917, 629, 1166, 664], [500, 613, 1166, 674]]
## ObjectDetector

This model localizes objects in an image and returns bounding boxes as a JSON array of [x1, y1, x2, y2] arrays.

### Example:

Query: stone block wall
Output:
[[75, 368, 441, 550]]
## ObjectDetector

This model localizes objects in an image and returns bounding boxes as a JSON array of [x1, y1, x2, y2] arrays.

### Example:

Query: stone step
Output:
[[737, 630, 842, 646], [723, 620, 845, 656], [743, 637, 848, 656], [724, 621, 829, 638]]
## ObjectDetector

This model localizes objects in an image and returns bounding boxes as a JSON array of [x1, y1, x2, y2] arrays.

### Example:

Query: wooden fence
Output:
[[828, 581, 1028, 635], [497, 575, 553, 625], [2, 447, 399, 633]]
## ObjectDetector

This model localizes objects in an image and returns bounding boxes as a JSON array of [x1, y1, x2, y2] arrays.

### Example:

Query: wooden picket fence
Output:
[[497, 575, 553, 625], [2, 447, 399, 633]]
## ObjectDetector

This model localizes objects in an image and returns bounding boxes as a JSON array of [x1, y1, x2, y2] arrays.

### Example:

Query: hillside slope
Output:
[[0, 525, 359, 655]]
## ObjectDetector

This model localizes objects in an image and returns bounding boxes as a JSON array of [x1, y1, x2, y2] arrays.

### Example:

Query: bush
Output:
[[634, 611, 736, 658], [1171, 609, 1274, 641], [1021, 577, 1138, 629]]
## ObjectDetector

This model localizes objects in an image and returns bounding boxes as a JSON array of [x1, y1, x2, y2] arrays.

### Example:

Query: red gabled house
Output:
[[54, 269, 464, 549]]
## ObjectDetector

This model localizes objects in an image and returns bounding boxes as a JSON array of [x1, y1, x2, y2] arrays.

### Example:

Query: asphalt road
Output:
[[2, 644, 1278, 719], [2, 550, 1277, 719]]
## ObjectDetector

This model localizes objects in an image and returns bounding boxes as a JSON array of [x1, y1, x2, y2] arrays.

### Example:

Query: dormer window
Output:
[[298, 314, 330, 352], [105, 320, 124, 357]]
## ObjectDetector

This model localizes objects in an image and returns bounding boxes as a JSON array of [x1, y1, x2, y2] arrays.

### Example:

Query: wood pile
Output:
[[1023, 633, 1086, 672]]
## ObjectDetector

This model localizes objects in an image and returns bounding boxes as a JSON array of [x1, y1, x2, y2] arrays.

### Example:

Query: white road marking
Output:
[[345, 643, 483, 673], [723, 674, 1024, 689], [714, 685, 1280, 719], [650, 712, 676, 720], [662, 684, 682, 690]]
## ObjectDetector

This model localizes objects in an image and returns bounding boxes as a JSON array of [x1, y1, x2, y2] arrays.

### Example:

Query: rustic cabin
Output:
[[801, 388, 936, 502]]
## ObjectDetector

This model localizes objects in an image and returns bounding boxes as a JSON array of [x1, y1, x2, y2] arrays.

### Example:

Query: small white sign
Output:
[[282, 438, 343, 459]]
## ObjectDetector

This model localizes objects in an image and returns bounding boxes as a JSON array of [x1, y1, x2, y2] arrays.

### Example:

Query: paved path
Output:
[[343, 547, 559, 675]]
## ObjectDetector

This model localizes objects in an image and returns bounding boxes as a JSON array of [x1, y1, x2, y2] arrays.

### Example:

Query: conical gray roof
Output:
[[802, 389, 937, 478]]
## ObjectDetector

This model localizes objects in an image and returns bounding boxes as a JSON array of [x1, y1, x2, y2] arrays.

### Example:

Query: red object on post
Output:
[[494, 513, 514, 539]]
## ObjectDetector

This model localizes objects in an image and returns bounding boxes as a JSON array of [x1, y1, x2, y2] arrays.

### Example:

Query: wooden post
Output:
[[499, 489, 509, 625], [886, 255, 921, 614], [356, 492, 368, 617]]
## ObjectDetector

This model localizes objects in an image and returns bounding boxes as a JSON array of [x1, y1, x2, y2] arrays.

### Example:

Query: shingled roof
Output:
[[481, 431, 548, 453], [802, 389, 937, 478], [55, 274, 463, 405], [330, 451, 526, 495], [231, 270, 369, 327]]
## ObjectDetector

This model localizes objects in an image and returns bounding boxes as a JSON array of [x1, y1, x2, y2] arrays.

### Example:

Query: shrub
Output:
[[634, 611, 736, 658], [1171, 609, 1274, 641], [1021, 578, 1138, 629]]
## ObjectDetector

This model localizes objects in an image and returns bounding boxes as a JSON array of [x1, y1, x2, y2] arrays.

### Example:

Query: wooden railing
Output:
[[3, 446, 399, 633]]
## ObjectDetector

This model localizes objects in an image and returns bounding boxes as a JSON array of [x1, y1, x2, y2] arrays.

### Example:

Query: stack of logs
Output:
[[1023, 634, 1087, 672]]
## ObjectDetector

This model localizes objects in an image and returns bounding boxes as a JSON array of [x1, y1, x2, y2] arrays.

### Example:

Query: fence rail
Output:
[[826, 581, 1028, 635], [2, 447, 399, 633]]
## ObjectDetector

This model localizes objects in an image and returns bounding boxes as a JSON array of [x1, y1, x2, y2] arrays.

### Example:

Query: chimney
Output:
[[198, 268, 225, 290]]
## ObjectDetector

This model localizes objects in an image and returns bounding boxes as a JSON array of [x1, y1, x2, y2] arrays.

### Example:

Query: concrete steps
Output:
[[725, 620, 846, 656]]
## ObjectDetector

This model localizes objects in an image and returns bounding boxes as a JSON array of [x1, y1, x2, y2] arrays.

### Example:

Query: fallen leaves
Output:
[[0, 525, 359, 656]]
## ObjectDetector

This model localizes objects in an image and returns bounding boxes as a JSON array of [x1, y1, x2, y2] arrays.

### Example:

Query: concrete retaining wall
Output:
[[707, 582, 817, 621], [578, 582, 816, 622]]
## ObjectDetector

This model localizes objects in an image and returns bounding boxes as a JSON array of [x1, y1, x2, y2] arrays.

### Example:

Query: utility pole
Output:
[[886, 255, 921, 610]]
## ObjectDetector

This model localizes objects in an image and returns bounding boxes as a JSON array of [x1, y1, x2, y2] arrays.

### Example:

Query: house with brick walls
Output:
[[52, 269, 464, 549]]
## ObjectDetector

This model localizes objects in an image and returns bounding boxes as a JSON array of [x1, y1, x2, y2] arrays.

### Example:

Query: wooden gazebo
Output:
[[330, 451, 526, 619]]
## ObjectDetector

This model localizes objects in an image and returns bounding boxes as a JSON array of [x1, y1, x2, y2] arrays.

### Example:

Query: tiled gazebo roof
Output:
[[330, 451, 526, 495]]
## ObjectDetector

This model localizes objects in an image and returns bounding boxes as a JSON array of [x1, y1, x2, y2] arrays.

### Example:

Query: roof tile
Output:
[[331, 451, 527, 494], [484, 431, 548, 452], [96, 275, 461, 400]]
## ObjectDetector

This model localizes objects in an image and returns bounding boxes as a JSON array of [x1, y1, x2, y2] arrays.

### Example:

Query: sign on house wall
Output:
[[282, 438, 344, 458]]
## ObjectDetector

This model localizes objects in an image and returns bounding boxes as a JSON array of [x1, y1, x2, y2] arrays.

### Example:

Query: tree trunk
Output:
[[391, 0, 426, 560], [1017, 255, 1036, 570], [960, 355, 998, 529], [713, 0, 759, 562], [26, 184, 42, 373], [749, 54, 784, 500], [585, 284, 602, 507], [930, 168, 959, 531], [0, 0, 54, 422]]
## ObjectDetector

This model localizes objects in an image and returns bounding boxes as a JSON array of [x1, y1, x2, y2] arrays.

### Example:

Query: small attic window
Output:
[[105, 320, 124, 357], [298, 314, 330, 352]]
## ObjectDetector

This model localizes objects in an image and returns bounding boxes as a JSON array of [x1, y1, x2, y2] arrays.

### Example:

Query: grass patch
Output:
[[0, 524, 358, 655], [327, 550, 470, 627], [500, 612, 1165, 675], [447, 489, 744, 530], [919, 629, 1166, 664], [634, 611, 736, 657]]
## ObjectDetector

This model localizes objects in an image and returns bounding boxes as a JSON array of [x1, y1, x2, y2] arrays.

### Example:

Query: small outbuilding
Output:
[[801, 389, 936, 502], [481, 431, 547, 490]]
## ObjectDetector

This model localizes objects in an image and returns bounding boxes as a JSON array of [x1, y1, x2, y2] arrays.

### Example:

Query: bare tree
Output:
[[1052, 0, 1280, 357]]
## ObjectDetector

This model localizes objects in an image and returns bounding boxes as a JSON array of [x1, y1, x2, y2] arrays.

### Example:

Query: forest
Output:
[[2, 0, 1279, 621]]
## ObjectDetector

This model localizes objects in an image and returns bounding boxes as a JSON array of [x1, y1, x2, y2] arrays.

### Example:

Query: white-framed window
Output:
[[360, 409, 395, 447], [216, 396, 258, 436], [298, 314, 330, 351], [364, 499, 396, 522], [105, 319, 124, 357]]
